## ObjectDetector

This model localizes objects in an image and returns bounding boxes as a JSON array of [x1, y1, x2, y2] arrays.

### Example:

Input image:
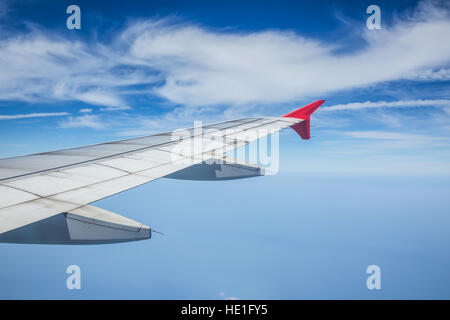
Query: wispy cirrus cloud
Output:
[[0, 1, 449, 110], [100, 106, 132, 112], [0, 29, 153, 110], [74, 91, 129, 109], [59, 114, 105, 129], [342, 131, 448, 145], [122, 2, 450, 107], [323, 99, 450, 111], [405, 68, 450, 81], [0, 112, 69, 120]]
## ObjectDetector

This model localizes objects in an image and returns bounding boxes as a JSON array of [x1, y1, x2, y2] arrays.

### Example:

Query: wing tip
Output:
[[283, 100, 325, 139], [282, 99, 325, 120]]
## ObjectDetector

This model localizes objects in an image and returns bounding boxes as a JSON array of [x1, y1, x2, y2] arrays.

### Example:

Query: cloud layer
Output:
[[0, 2, 449, 109]]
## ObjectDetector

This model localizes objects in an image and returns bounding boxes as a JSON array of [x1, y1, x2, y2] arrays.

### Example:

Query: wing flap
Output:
[[0, 204, 150, 244], [165, 156, 265, 181]]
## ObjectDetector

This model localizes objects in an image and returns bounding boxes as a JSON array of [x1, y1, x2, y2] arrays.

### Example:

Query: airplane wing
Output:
[[0, 100, 324, 244]]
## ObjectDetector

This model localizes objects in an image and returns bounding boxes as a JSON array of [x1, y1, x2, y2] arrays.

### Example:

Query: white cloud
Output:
[[79, 108, 93, 113], [120, 2, 450, 106], [323, 99, 450, 111], [75, 91, 127, 109], [59, 114, 105, 129], [0, 2, 449, 109], [100, 105, 132, 112], [0, 29, 155, 108], [338, 130, 450, 150], [405, 68, 450, 81], [0, 112, 69, 120], [343, 131, 438, 141], [285, 154, 450, 176], [219, 292, 239, 300]]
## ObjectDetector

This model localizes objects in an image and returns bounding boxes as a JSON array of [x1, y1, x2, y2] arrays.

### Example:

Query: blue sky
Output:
[[0, 0, 450, 299]]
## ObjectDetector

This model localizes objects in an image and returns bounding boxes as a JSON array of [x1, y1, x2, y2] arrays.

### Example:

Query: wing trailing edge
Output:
[[0, 205, 150, 244], [165, 156, 265, 181]]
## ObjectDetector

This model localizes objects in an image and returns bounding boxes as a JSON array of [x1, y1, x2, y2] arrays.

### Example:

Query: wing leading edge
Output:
[[0, 100, 324, 244]]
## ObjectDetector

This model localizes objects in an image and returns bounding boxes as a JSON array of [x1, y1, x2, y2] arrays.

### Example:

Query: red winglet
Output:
[[282, 100, 325, 120], [282, 100, 325, 140]]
